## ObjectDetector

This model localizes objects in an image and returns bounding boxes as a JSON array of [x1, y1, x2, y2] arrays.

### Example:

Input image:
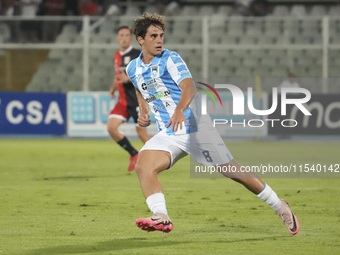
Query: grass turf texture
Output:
[[0, 139, 339, 255]]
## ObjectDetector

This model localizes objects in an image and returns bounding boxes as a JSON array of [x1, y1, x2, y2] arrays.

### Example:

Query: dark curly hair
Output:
[[133, 12, 166, 40]]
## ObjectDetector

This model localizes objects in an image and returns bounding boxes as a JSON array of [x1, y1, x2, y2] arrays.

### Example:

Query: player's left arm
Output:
[[166, 78, 197, 132]]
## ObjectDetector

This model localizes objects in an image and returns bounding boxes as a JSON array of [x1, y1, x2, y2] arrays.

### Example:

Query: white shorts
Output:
[[140, 128, 233, 167]]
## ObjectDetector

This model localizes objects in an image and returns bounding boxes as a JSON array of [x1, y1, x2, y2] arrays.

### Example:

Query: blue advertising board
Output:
[[0, 92, 67, 135]]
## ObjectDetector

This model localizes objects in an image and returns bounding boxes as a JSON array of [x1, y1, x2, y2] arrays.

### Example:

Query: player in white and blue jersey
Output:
[[126, 12, 299, 235]]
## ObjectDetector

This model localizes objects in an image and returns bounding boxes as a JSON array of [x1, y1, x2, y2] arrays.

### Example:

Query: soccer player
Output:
[[108, 25, 150, 171], [126, 12, 299, 234]]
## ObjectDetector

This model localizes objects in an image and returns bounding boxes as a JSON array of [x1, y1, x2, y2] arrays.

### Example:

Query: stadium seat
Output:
[[26, 70, 51, 92], [290, 5, 307, 16], [272, 5, 290, 16], [329, 19, 340, 33], [216, 5, 232, 16], [125, 5, 141, 16], [291, 35, 313, 45], [48, 49, 68, 60], [309, 5, 328, 16], [253, 65, 271, 76], [329, 33, 340, 44], [61, 23, 78, 34], [264, 21, 282, 37], [267, 49, 286, 57], [47, 75, 67, 93], [90, 33, 112, 44], [89, 69, 108, 91], [89, 49, 105, 63], [243, 58, 259, 67], [244, 23, 263, 37], [225, 56, 243, 69], [209, 27, 224, 43], [309, 35, 322, 44], [307, 66, 322, 77], [270, 67, 288, 78], [184, 32, 201, 44], [100, 21, 118, 34], [329, 5, 340, 16], [256, 35, 276, 45], [329, 65, 340, 77], [180, 6, 197, 16], [220, 35, 239, 44], [144, 5, 158, 14], [300, 19, 321, 35], [190, 20, 203, 34], [283, 19, 301, 36], [210, 16, 226, 28], [216, 66, 235, 78], [55, 34, 75, 43], [0, 23, 11, 42], [248, 49, 266, 59], [197, 5, 215, 16], [329, 78, 340, 92], [209, 50, 226, 64], [172, 20, 189, 33], [165, 33, 184, 44], [117, 18, 135, 29], [261, 57, 277, 67], [227, 18, 245, 35], [238, 35, 257, 45], [234, 66, 254, 77], [65, 76, 83, 91]]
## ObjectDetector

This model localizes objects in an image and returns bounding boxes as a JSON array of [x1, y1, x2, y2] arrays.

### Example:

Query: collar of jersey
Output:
[[119, 45, 133, 55], [138, 49, 164, 67]]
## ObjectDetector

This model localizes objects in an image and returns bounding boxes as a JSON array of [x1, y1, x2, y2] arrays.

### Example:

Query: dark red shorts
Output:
[[110, 100, 138, 123]]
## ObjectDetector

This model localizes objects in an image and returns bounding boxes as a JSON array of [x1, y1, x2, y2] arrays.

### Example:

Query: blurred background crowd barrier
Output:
[[0, 0, 339, 94]]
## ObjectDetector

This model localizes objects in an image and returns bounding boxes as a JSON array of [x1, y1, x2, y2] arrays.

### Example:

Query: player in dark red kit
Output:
[[108, 26, 150, 171]]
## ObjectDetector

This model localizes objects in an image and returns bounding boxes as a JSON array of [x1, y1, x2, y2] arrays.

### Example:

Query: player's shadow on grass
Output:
[[26, 237, 184, 255], [26, 235, 290, 255]]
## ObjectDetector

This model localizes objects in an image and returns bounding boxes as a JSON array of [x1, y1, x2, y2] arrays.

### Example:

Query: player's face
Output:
[[116, 28, 132, 49], [139, 25, 164, 56]]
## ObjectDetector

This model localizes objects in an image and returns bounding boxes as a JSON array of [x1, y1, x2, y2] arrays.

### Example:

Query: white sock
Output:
[[257, 184, 282, 211], [146, 193, 168, 215]]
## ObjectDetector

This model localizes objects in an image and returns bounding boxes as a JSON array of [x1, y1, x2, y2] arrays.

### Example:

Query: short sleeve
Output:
[[166, 52, 192, 85]]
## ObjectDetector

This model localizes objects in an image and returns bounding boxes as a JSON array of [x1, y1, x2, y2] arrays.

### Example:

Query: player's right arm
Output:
[[135, 88, 151, 127]]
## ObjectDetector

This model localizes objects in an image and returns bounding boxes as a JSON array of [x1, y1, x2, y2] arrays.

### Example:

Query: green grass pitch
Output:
[[0, 139, 339, 255]]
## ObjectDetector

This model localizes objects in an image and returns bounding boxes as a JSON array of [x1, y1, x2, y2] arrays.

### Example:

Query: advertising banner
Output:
[[268, 94, 340, 135], [0, 92, 66, 135], [67, 92, 158, 137]]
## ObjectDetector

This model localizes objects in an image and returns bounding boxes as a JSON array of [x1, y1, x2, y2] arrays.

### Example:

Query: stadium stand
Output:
[[0, 1, 338, 93]]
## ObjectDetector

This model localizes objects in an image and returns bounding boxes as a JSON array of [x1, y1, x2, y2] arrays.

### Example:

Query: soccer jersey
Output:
[[114, 46, 140, 108], [127, 49, 197, 135]]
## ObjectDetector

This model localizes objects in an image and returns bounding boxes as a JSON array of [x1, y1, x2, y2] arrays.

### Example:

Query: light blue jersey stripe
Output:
[[127, 49, 196, 135]]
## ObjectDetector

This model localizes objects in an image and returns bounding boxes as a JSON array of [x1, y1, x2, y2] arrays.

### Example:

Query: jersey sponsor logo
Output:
[[124, 56, 131, 65], [180, 70, 190, 75], [150, 65, 159, 78], [145, 90, 171, 103], [141, 78, 157, 93], [153, 102, 171, 113]]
